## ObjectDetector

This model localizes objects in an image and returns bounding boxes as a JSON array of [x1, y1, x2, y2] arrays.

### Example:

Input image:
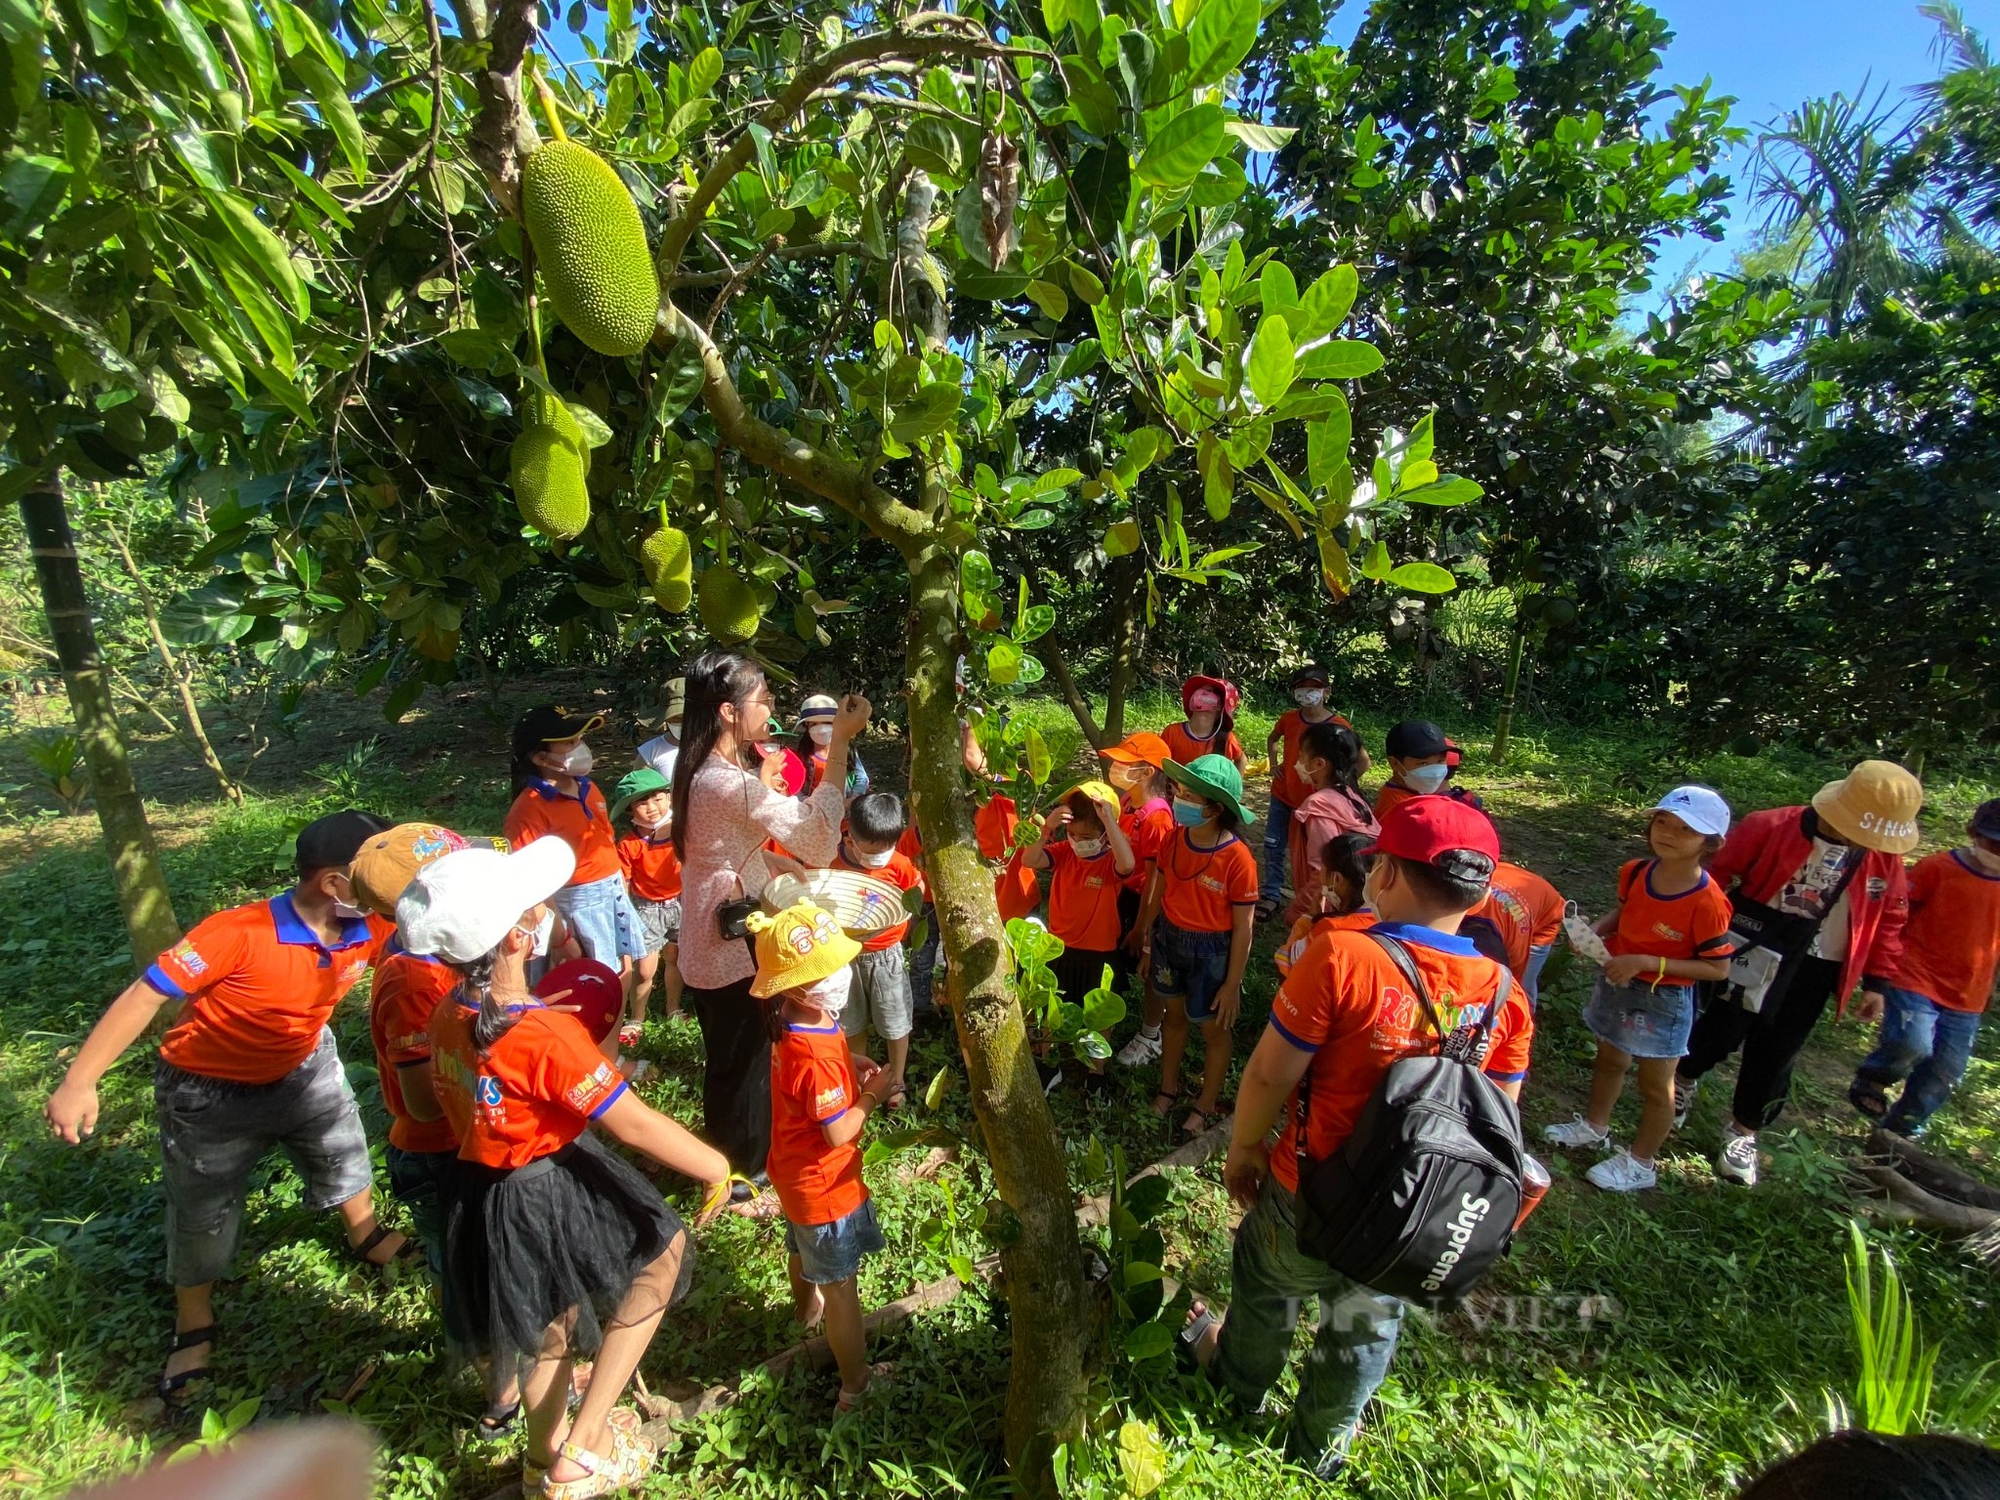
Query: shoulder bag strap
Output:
[[1619, 860, 1649, 905], [1365, 930, 1449, 1048]]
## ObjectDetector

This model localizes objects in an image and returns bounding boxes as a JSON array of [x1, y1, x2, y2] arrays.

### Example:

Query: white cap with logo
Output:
[[397, 839, 576, 962], [1652, 784, 1732, 838]]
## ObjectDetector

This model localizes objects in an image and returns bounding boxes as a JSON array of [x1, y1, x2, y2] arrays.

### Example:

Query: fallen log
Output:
[[1865, 1129, 2000, 1211], [1851, 1162, 2000, 1234], [1077, 1114, 1233, 1229]]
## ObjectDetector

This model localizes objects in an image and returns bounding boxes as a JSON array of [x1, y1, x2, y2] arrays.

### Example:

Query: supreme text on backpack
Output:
[[1293, 930, 1526, 1308]]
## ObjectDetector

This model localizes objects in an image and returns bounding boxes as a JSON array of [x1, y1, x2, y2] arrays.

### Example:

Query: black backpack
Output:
[[1293, 931, 1526, 1309]]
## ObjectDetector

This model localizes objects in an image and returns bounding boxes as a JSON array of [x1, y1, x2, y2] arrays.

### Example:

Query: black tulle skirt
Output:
[[441, 1132, 692, 1363]]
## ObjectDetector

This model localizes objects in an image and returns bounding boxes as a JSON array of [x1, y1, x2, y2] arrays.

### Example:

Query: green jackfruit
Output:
[[697, 566, 761, 642], [522, 141, 660, 358], [511, 425, 591, 540], [521, 387, 587, 454], [642, 526, 693, 612]]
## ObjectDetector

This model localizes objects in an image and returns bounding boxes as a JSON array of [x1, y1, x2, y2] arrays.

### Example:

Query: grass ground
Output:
[[0, 677, 1996, 1498]]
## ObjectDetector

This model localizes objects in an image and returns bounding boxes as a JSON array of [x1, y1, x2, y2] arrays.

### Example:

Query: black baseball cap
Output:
[[1290, 664, 1330, 687], [1972, 799, 2000, 841], [1385, 719, 1451, 759], [511, 703, 607, 761], [296, 810, 393, 876]]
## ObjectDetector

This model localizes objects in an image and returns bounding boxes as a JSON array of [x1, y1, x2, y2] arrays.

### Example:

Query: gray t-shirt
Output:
[[636, 734, 679, 780]]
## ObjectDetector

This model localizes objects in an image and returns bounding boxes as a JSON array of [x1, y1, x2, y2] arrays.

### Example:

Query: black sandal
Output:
[[476, 1398, 521, 1438], [1149, 1090, 1178, 1117], [347, 1223, 421, 1269], [1177, 1301, 1223, 1372], [157, 1324, 217, 1405]]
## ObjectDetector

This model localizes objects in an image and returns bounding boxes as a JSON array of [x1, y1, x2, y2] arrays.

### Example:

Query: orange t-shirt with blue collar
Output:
[[370, 938, 460, 1154], [427, 998, 627, 1170], [505, 777, 621, 883], [147, 895, 388, 1084]]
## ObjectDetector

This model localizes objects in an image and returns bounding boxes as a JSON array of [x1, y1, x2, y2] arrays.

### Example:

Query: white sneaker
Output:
[[1542, 1114, 1610, 1149], [1716, 1132, 1759, 1186], [1586, 1149, 1657, 1193], [1672, 1075, 1700, 1131], [1114, 1028, 1163, 1067]]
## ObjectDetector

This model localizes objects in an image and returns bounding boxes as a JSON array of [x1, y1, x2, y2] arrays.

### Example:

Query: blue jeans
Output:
[[1261, 800, 1295, 903], [1854, 985, 1984, 1137], [1214, 1177, 1404, 1479]]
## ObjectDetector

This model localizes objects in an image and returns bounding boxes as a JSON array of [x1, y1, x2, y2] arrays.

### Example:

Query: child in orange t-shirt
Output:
[[1102, 732, 1178, 1066], [1851, 799, 2000, 1136], [1026, 783, 1138, 1006], [1261, 665, 1348, 918], [1545, 786, 1736, 1193], [1138, 755, 1260, 1136], [613, 768, 684, 1038], [750, 902, 894, 1413], [1161, 674, 1248, 770], [407, 838, 729, 1498], [830, 792, 925, 1105], [1274, 832, 1376, 980], [505, 704, 647, 978]]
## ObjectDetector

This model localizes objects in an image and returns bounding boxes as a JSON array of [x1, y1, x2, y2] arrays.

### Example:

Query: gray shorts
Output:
[[154, 1028, 374, 1287], [634, 895, 682, 954], [841, 944, 912, 1043]]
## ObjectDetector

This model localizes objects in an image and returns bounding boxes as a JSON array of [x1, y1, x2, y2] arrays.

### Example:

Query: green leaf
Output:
[[79, 0, 124, 52], [1245, 313, 1294, 407], [924, 1065, 950, 1111], [155, 0, 227, 93], [1123, 1260, 1164, 1287], [1025, 726, 1052, 784], [1025, 279, 1069, 322], [1104, 518, 1140, 556], [1074, 145, 1131, 246], [1360, 539, 1391, 580], [688, 45, 723, 97], [653, 338, 707, 427], [1307, 417, 1347, 491], [0, 0, 41, 43], [1259, 261, 1297, 318], [1294, 265, 1358, 342], [172, 306, 244, 392], [1224, 120, 1296, 152], [987, 636, 1023, 685], [206, 192, 309, 320], [888, 382, 961, 442], [1185, 0, 1258, 87], [1010, 509, 1055, 530], [1136, 103, 1225, 186], [1387, 561, 1457, 594], [294, 52, 368, 184], [961, 549, 998, 596], [1033, 467, 1083, 493], [1, 155, 72, 236], [1295, 339, 1383, 380], [267, 153, 353, 228], [1400, 475, 1483, 507], [1015, 603, 1055, 643], [1123, 1323, 1174, 1363]]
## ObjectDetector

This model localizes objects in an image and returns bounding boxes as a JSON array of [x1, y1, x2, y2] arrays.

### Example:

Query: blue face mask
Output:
[[1403, 762, 1451, 795], [1173, 799, 1207, 827]]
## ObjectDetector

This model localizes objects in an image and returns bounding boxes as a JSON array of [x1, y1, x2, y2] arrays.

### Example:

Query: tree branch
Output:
[[662, 305, 930, 552], [654, 21, 1023, 280], [663, 240, 868, 289], [464, 0, 541, 216]]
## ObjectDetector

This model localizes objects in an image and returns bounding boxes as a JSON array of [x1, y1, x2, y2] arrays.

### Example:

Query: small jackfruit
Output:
[[642, 526, 693, 612], [697, 566, 762, 642], [520, 387, 587, 456], [511, 425, 591, 540], [522, 140, 660, 357]]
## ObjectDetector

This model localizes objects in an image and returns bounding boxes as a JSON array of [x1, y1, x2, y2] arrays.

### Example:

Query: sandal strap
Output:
[[350, 1223, 397, 1258], [169, 1324, 218, 1352]]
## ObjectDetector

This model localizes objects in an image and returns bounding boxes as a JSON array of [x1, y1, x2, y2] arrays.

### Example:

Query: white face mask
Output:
[[1403, 762, 1451, 795], [1070, 836, 1106, 858], [333, 900, 368, 922], [800, 967, 852, 1019], [1294, 688, 1326, 708], [515, 907, 554, 957], [808, 723, 834, 747], [850, 844, 894, 869], [561, 742, 594, 776]]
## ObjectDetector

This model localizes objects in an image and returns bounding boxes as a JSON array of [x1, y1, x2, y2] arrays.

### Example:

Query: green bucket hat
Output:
[[1163, 754, 1255, 827], [610, 766, 672, 822]]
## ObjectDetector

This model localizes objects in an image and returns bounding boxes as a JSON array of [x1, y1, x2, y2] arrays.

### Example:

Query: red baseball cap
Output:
[[1364, 794, 1500, 865], [535, 957, 625, 1043]]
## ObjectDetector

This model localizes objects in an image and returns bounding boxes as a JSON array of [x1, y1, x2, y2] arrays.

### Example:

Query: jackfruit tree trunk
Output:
[[1491, 615, 1528, 763], [1046, 549, 1143, 751], [20, 477, 180, 969], [904, 494, 1087, 1491]]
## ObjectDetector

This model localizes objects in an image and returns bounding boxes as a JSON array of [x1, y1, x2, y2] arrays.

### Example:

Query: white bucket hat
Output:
[[397, 839, 576, 962], [1652, 784, 1732, 838]]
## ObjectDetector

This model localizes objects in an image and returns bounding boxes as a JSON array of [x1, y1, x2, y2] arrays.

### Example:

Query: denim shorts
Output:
[[1150, 917, 1234, 1023], [553, 872, 646, 965], [155, 1029, 373, 1287], [385, 1143, 458, 1282], [785, 1196, 886, 1285], [841, 945, 913, 1043], [1582, 972, 1697, 1059], [634, 895, 681, 954]]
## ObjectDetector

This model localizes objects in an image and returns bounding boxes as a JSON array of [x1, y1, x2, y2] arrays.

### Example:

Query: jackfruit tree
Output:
[[0, 0, 1501, 1478]]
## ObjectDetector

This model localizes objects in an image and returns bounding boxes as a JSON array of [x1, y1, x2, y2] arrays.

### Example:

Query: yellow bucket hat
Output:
[[1811, 759, 1924, 854], [746, 901, 863, 998]]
